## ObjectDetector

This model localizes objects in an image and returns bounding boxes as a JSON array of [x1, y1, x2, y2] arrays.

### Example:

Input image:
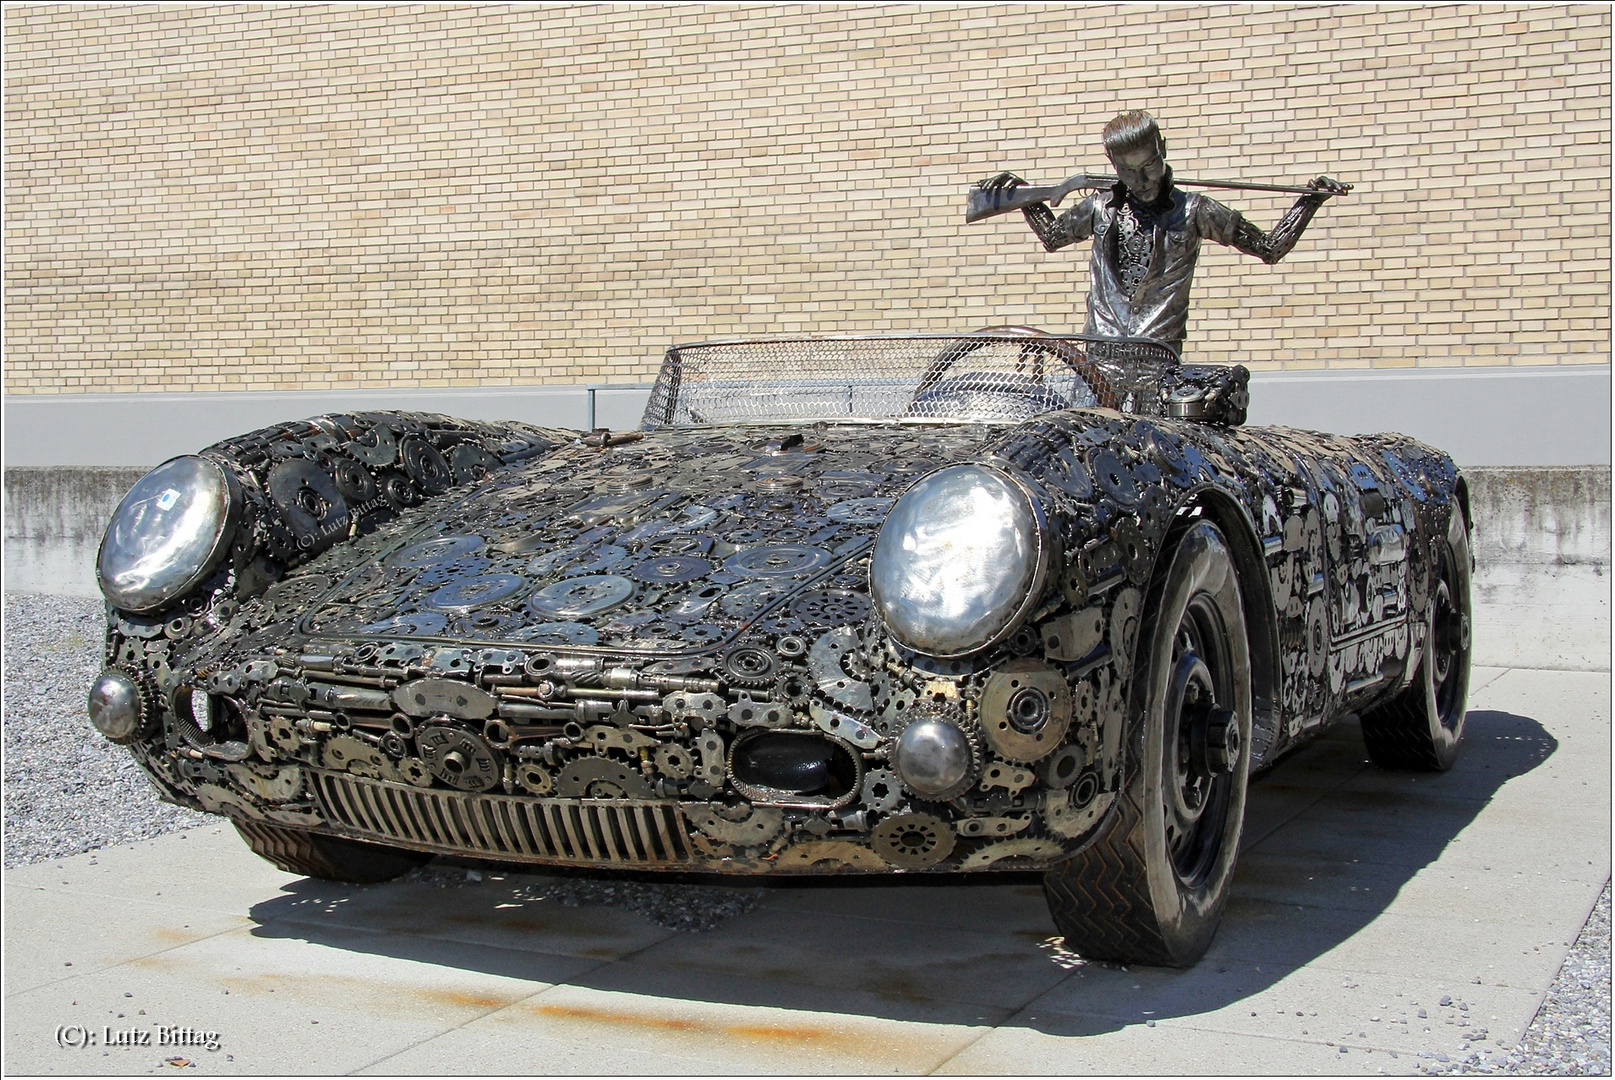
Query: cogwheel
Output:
[[720, 645, 779, 688], [397, 757, 434, 788], [117, 666, 160, 741], [977, 659, 1073, 765], [858, 767, 904, 813], [516, 761, 555, 796], [871, 812, 956, 869], [652, 744, 696, 780], [320, 734, 390, 779], [771, 669, 812, 708]]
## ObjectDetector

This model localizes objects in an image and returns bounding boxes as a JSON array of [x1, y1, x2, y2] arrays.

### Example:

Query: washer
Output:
[[526, 574, 635, 618], [425, 573, 529, 614], [628, 554, 713, 584], [724, 544, 832, 578]]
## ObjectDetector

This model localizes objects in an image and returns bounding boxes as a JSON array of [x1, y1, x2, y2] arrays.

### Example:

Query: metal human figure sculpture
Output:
[[976, 111, 1347, 356]]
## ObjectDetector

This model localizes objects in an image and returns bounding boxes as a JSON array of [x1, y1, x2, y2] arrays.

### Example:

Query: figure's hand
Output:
[[1306, 174, 1349, 199], [977, 171, 1027, 192]]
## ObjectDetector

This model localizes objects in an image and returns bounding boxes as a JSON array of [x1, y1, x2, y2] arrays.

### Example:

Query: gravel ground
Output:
[[2, 593, 212, 867], [4, 592, 1610, 1063]]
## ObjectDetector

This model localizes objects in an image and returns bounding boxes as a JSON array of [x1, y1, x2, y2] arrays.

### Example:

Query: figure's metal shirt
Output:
[[1063, 187, 1242, 351], [1025, 181, 1324, 352]]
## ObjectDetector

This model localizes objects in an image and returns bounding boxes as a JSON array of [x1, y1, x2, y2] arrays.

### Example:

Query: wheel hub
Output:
[[1201, 708, 1241, 775], [1006, 686, 1051, 734], [1166, 654, 1217, 822], [1431, 579, 1467, 683]]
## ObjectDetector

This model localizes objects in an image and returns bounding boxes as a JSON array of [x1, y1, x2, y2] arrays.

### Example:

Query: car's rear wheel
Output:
[[1359, 506, 1472, 771], [233, 820, 431, 883], [1042, 519, 1252, 966]]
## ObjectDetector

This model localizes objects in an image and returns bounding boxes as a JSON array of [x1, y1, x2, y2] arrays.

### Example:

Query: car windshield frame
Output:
[[639, 331, 1182, 429]]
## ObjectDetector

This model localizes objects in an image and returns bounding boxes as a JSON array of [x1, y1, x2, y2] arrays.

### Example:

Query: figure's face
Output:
[[1108, 140, 1168, 203]]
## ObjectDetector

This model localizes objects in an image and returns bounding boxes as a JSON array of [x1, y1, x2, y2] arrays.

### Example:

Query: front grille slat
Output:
[[356, 781, 393, 835], [311, 773, 690, 866], [381, 786, 423, 845], [522, 801, 558, 858], [656, 806, 690, 861], [429, 792, 463, 847], [644, 806, 670, 860], [542, 804, 574, 859], [625, 808, 652, 861], [565, 807, 597, 858], [481, 800, 517, 855], [490, 801, 526, 857], [594, 806, 626, 862]]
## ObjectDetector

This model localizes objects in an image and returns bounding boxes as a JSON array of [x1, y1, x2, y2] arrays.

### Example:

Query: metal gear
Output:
[[871, 812, 956, 869], [386, 535, 485, 567], [414, 724, 502, 793], [652, 744, 695, 780], [858, 767, 904, 813], [526, 574, 635, 618], [425, 573, 529, 613], [724, 544, 833, 578], [628, 554, 712, 584], [977, 659, 1073, 764], [721, 645, 779, 687], [788, 588, 872, 628]]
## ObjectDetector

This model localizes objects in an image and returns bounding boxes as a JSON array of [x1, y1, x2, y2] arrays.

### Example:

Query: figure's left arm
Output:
[[1201, 176, 1347, 265]]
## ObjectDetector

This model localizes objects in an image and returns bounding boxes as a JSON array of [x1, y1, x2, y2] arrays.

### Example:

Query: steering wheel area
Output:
[[908, 326, 1121, 418]]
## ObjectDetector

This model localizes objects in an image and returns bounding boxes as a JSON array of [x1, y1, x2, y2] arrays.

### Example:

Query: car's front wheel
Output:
[[1042, 519, 1252, 966], [233, 820, 431, 883]]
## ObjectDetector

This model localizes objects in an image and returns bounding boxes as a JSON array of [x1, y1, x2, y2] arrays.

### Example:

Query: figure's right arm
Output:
[[1023, 197, 1095, 253]]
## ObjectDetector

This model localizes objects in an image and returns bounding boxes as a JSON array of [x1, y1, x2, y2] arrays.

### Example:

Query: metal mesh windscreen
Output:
[[640, 333, 1180, 428]]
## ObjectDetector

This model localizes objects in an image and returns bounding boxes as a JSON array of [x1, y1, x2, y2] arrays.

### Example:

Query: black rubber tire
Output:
[[1359, 506, 1472, 771], [1043, 519, 1253, 967], [233, 819, 431, 883]]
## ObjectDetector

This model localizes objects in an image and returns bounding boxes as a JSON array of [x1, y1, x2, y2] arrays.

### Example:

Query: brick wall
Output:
[[5, 3, 1609, 394]]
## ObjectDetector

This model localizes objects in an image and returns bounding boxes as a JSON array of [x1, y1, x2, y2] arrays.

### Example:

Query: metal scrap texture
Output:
[[101, 336, 1464, 876]]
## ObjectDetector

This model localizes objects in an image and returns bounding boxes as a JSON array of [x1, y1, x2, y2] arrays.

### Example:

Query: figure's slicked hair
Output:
[[1103, 111, 1165, 156]]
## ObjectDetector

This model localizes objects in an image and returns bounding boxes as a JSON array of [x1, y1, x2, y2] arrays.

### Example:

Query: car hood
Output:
[[283, 422, 1000, 654]]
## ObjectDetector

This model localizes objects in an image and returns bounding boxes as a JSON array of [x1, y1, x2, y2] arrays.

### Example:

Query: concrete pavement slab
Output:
[[3, 926, 557, 1075], [10, 824, 304, 914], [3, 658, 1605, 1073], [608, 903, 1072, 1011], [745, 877, 1053, 934], [255, 872, 679, 965], [2, 886, 252, 997], [1000, 955, 1543, 1060], [369, 983, 1000, 1076]]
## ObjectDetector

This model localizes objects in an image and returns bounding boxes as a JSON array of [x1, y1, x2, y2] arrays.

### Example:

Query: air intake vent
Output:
[[312, 773, 693, 866]]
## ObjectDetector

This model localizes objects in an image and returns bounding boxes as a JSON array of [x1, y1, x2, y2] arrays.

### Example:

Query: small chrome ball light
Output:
[[894, 718, 974, 798], [87, 669, 146, 743], [870, 464, 1050, 658], [97, 456, 240, 613]]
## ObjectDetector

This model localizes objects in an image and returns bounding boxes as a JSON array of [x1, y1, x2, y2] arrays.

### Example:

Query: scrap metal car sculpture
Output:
[[88, 329, 1472, 966]]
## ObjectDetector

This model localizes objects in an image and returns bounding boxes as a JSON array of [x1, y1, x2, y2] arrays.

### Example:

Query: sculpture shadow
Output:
[[245, 709, 1555, 1039]]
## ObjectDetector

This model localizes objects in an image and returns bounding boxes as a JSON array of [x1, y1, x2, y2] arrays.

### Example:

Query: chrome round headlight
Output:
[[870, 463, 1050, 657], [97, 456, 239, 613]]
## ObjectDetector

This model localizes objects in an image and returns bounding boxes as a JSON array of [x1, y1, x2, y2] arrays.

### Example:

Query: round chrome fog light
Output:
[[894, 719, 975, 799], [87, 669, 147, 743]]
